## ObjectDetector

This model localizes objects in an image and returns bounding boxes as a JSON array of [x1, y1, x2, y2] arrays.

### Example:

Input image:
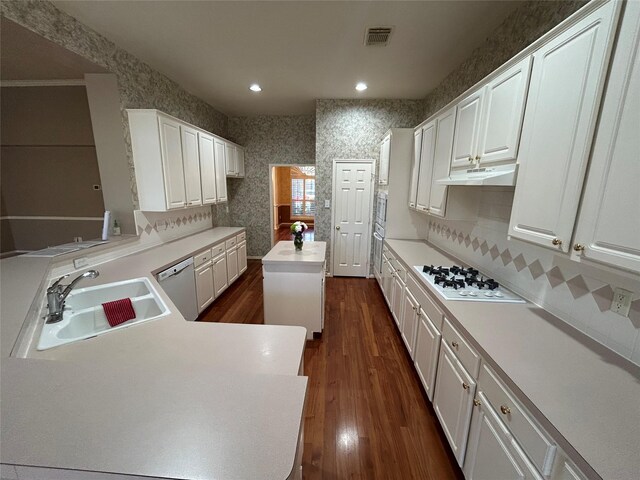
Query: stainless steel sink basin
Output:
[[38, 278, 170, 350]]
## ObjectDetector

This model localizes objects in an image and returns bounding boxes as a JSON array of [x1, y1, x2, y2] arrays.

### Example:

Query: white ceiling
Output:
[[53, 1, 521, 116]]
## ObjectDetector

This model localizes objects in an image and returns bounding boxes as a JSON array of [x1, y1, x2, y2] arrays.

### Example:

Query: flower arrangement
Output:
[[290, 221, 308, 251]]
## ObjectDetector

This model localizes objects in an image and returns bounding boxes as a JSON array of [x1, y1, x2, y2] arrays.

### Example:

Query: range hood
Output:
[[436, 164, 518, 186]]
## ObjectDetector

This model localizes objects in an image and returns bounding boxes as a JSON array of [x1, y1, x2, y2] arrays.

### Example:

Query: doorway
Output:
[[331, 159, 375, 277], [269, 165, 315, 247]]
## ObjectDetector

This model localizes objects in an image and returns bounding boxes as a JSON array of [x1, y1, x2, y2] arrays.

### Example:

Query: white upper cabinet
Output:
[[225, 143, 237, 176], [214, 138, 228, 202], [428, 106, 456, 217], [379, 134, 391, 185], [237, 147, 245, 177], [451, 90, 484, 169], [408, 129, 422, 209], [571, 0, 640, 273], [451, 56, 531, 170], [416, 121, 436, 212], [180, 125, 202, 207], [158, 115, 187, 209], [198, 132, 217, 205], [509, 1, 620, 252], [477, 56, 532, 166], [128, 109, 238, 211]]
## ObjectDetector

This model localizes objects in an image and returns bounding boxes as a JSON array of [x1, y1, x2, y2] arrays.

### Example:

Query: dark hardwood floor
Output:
[[200, 259, 463, 480]]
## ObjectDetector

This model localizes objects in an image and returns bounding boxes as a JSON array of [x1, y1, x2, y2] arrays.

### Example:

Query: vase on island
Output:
[[290, 221, 308, 251]]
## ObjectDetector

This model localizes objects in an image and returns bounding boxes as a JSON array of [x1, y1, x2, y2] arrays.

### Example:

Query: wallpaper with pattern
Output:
[[216, 115, 316, 257], [426, 188, 640, 366], [422, 0, 586, 120], [315, 99, 424, 273], [1, 0, 228, 210]]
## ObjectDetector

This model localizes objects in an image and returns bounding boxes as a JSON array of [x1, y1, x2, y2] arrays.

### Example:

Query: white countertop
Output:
[[262, 241, 327, 265], [385, 239, 640, 480], [0, 227, 308, 479]]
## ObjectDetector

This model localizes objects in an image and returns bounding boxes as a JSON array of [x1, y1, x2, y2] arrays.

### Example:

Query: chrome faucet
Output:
[[46, 270, 99, 323]]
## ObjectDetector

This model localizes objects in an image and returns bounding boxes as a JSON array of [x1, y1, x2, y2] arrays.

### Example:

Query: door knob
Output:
[[335, 226, 341, 230], [551, 238, 562, 246], [573, 243, 585, 252]]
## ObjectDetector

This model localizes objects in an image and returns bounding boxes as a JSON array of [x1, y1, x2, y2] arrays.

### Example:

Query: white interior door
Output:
[[332, 161, 374, 277]]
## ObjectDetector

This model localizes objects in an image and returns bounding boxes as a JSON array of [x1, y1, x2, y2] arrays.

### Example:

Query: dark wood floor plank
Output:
[[202, 261, 463, 479]]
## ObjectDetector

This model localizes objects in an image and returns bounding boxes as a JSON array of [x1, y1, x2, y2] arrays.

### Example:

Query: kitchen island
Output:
[[263, 241, 326, 339], [0, 228, 308, 480]]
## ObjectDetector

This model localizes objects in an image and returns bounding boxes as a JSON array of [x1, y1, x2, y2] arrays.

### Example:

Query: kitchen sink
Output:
[[37, 278, 170, 350]]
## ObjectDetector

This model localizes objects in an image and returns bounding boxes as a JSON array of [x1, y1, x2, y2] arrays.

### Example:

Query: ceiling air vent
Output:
[[364, 26, 393, 46]]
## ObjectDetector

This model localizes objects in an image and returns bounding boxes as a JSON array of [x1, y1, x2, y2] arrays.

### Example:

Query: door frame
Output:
[[330, 158, 376, 277], [268, 163, 316, 248]]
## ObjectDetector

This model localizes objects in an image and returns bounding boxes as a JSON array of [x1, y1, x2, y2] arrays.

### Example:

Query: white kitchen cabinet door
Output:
[[551, 456, 587, 480], [379, 134, 391, 185], [477, 56, 532, 166], [213, 253, 228, 297], [509, 1, 620, 252], [195, 262, 214, 313], [464, 393, 542, 480], [237, 147, 245, 177], [238, 241, 248, 274], [158, 115, 186, 209], [381, 255, 394, 306], [572, 1, 640, 274], [391, 274, 405, 329], [225, 143, 237, 176], [180, 125, 202, 207], [451, 90, 484, 169], [415, 121, 436, 213], [414, 309, 441, 401], [408, 128, 422, 209], [428, 107, 456, 217], [214, 138, 228, 202], [400, 287, 419, 359], [227, 247, 239, 284], [433, 340, 477, 466], [198, 132, 217, 205]]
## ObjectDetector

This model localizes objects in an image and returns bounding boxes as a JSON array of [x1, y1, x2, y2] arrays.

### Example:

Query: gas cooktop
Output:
[[414, 265, 525, 303]]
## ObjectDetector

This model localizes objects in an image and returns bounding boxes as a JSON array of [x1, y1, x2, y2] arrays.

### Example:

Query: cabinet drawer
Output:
[[407, 274, 444, 331], [442, 317, 480, 378], [479, 363, 556, 475], [211, 242, 225, 256], [391, 258, 406, 282], [236, 231, 246, 242], [225, 237, 237, 249], [193, 249, 212, 268]]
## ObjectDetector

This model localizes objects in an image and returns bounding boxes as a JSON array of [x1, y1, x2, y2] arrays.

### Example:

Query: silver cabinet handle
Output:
[[335, 226, 341, 230]]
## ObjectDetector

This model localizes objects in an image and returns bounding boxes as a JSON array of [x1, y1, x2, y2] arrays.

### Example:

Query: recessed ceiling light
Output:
[[249, 84, 262, 92], [355, 82, 368, 91]]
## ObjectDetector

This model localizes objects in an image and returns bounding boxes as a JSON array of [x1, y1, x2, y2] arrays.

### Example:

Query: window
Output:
[[292, 173, 315, 217]]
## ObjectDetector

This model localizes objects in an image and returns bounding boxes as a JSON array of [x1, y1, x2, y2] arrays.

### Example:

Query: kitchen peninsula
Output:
[[1, 228, 308, 480], [263, 241, 327, 339]]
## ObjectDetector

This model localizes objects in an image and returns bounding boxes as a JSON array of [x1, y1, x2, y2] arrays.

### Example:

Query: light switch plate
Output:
[[73, 257, 89, 269], [324, 200, 330, 208]]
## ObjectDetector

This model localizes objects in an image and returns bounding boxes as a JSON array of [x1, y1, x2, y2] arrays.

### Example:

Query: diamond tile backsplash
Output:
[[426, 187, 640, 366], [134, 206, 213, 245]]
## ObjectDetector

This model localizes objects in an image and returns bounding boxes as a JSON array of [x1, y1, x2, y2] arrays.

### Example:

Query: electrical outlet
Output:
[[611, 287, 633, 317], [324, 199, 330, 208]]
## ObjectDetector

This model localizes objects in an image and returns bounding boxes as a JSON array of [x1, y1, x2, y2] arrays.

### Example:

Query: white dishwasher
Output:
[[157, 257, 198, 321]]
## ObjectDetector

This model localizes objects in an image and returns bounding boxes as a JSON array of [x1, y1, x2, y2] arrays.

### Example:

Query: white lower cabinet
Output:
[[413, 308, 441, 401], [391, 273, 405, 329], [227, 247, 239, 284], [550, 456, 588, 480], [433, 340, 477, 466], [195, 261, 214, 312], [213, 252, 228, 297], [238, 240, 247, 274], [400, 287, 419, 358], [381, 254, 394, 307], [464, 392, 542, 480]]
